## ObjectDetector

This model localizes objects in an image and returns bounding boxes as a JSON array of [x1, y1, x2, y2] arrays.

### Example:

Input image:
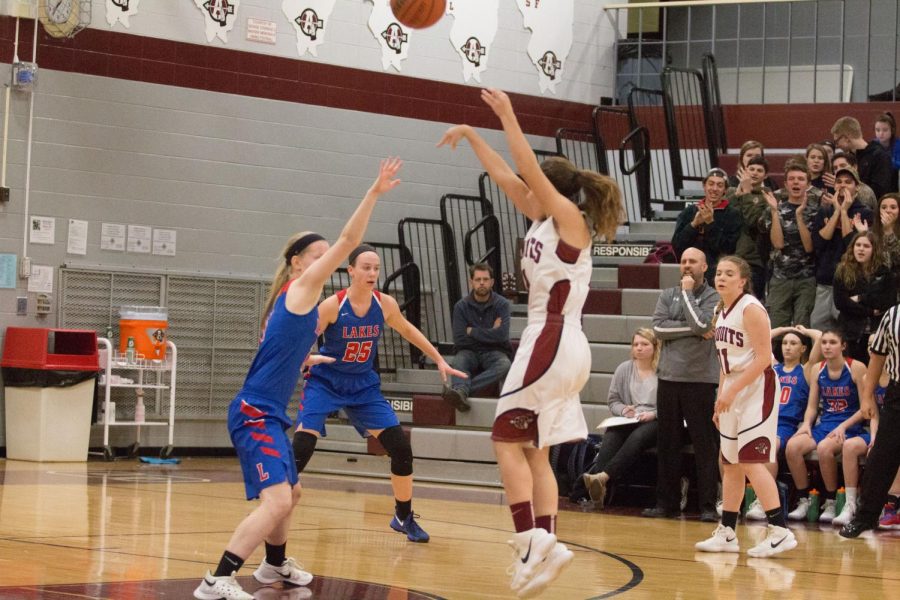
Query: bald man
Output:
[[642, 247, 722, 522]]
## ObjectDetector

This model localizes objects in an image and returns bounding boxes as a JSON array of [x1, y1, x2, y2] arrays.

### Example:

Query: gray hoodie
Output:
[[652, 282, 720, 384]]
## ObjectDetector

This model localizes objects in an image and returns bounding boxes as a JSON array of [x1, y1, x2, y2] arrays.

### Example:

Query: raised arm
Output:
[[285, 158, 401, 315]]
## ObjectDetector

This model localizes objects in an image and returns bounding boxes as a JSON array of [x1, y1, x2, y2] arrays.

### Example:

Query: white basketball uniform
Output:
[[714, 293, 780, 464], [494, 216, 592, 448]]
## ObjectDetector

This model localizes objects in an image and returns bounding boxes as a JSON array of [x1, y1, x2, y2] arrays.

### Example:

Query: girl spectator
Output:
[[871, 193, 900, 268], [806, 143, 832, 190], [832, 232, 895, 363], [874, 112, 900, 171], [576, 328, 660, 508], [728, 140, 776, 191]]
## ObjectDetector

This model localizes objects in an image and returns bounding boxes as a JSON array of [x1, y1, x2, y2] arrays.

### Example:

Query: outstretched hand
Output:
[[370, 157, 403, 195], [481, 88, 515, 120], [436, 359, 468, 385], [437, 125, 471, 150], [304, 354, 336, 368]]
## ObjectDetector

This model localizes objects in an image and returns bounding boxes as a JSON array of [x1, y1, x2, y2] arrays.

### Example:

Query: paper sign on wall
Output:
[[127, 224, 152, 254], [283, 0, 337, 57], [67, 219, 88, 255], [101, 223, 126, 251], [29, 216, 55, 245], [247, 17, 277, 44], [448, 0, 499, 83], [195, 0, 241, 43], [516, 0, 574, 94], [367, 0, 412, 72], [106, 0, 143, 28], [28, 264, 53, 294], [0, 254, 16, 289], [153, 229, 177, 256]]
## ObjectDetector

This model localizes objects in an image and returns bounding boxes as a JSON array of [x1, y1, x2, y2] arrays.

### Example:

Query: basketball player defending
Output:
[[696, 256, 798, 558], [292, 244, 467, 542], [439, 88, 623, 598], [193, 159, 402, 600]]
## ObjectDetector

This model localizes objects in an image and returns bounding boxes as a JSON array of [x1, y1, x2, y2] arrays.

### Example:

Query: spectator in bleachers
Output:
[[874, 112, 900, 172], [822, 140, 836, 163], [872, 193, 900, 268], [672, 168, 741, 285], [825, 151, 878, 210], [443, 263, 512, 412], [573, 328, 659, 508], [832, 232, 895, 363], [810, 167, 873, 331], [785, 329, 867, 523], [806, 143, 832, 190], [727, 140, 777, 191], [642, 247, 720, 522], [832, 116, 897, 199], [727, 155, 771, 299], [763, 164, 818, 328]]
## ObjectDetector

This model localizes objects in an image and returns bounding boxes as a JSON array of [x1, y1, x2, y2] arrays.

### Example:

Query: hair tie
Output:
[[349, 244, 376, 266], [284, 233, 325, 265]]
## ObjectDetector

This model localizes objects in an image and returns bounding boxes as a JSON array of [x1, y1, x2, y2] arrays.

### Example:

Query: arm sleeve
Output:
[[606, 363, 629, 416], [681, 288, 717, 335], [671, 206, 699, 257], [652, 291, 695, 340]]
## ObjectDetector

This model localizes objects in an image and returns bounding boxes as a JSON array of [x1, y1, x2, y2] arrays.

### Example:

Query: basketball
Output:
[[390, 0, 446, 29]]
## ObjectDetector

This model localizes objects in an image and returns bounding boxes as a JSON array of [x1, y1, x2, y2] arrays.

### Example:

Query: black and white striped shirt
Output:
[[870, 306, 900, 382]]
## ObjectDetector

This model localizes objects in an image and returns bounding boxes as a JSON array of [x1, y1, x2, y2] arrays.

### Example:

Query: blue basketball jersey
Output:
[[236, 283, 319, 426], [817, 359, 860, 423], [312, 289, 384, 379], [774, 362, 808, 429]]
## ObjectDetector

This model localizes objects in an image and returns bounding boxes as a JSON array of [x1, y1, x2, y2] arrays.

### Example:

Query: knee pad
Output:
[[292, 431, 318, 474], [379, 426, 413, 476]]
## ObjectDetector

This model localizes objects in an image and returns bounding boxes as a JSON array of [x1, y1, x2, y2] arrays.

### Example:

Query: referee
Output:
[[840, 306, 900, 537]]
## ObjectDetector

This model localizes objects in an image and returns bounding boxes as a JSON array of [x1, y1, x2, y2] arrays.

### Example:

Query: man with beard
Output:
[[442, 263, 513, 412]]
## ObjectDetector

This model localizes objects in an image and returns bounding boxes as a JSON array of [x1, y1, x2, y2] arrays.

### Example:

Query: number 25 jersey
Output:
[[312, 289, 382, 383]]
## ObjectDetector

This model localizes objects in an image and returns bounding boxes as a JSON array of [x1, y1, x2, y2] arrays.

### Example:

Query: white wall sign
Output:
[[283, 0, 337, 57], [127, 224, 152, 254], [106, 0, 142, 28], [28, 264, 53, 294], [246, 17, 277, 44], [448, 0, 498, 83], [515, 0, 574, 94], [101, 223, 126, 251], [152, 229, 177, 256], [367, 0, 412, 72], [194, 0, 241, 43], [67, 219, 88, 255], [29, 216, 55, 245]]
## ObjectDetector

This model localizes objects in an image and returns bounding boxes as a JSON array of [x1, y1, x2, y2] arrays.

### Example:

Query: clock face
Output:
[[46, 0, 75, 24]]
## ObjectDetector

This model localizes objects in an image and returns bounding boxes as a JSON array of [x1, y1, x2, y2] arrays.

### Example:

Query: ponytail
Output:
[[577, 169, 624, 242], [261, 231, 318, 328]]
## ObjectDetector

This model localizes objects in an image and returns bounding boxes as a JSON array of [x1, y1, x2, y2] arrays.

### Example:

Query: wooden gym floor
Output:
[[0, 457, 898, 599]]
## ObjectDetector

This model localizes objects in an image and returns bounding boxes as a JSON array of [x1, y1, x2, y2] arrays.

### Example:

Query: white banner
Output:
[[283, 0, 337, 57], [106, 0, 142, 28], [194, 0, 241, 43], [448, 0, 498, 83], [515, 0, 574, 94], [367, 0, 411, 72]]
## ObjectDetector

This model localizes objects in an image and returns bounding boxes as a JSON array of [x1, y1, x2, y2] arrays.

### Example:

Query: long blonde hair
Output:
[[633, 327, 661, 371], [540, 156, 624, 242], [261, 230, 317, 327]]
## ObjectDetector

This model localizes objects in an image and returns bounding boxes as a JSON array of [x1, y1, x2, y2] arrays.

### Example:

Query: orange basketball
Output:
[[390, 0, 446, 29]]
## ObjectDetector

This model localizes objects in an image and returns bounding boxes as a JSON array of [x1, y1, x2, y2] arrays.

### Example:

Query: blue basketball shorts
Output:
[[228, 397, 297, 500], [296, 372, 399, 437]]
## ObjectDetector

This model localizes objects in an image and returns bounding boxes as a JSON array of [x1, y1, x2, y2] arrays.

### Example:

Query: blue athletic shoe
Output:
[[390, 513, 430, 543]]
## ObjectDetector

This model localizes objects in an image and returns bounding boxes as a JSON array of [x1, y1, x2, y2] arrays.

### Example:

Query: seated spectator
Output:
[[825, 151, 877, 210], [785, 330, 867, 523], [727, 155, 770, 299], [833, 338, 888, 526], [806, 143, 832, 190], [727, 140, 777, 191], [442, 263, 512, 412], [832, 232, 895, 363], [874, 112, 900, 172], [810, 167, 873, 331], [873, 193, 900, 269], [573, 328, 660, 508], [763, 165, 818, 327], [672, 168, 741, 285], [832, 116, 897, 198]]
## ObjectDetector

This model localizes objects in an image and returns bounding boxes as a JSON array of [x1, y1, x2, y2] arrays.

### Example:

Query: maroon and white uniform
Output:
[[715, 293, 779, 464], [493, 217, 592, 448]]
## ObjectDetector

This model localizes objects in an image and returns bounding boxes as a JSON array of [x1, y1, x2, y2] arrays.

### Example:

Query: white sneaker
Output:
[[695, 524, 740, 553], [515, 542, 575, 599], [831, 501, 857, 526], [787, 497, 810, 520], [506, 528, 558, 592], [745, 499, 766, 520], [747, 525, 797, 558], [193, 571, 254, 600], [715, 500, 723, 517], [253, 557, 313, 586], [819, 499, 836, 523]]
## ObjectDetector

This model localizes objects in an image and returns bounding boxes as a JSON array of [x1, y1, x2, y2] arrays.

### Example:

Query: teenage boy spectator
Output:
[[763, 164, 818, 328], [825, 151, 877, 211], [442, 263, 512, 412], [672, 168, 742, 285], [832, 116, 897, 199], [810, 166, 873, 330], [727, 155, 770, 299]]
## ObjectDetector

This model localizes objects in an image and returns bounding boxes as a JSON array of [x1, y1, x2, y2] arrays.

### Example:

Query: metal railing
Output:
[[439, 194, 500, 295], [478, 172, 531, 295], [555, 128, 606, 174]]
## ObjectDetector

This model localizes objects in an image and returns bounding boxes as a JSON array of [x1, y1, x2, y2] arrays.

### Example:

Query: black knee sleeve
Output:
[[292, 431, 318, 474], [379, 426, 413, 476]]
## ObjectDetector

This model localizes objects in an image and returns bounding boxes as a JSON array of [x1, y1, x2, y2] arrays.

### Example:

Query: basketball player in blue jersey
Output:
[[194, 158, 403, 600], [292, 244, 467, 543], [785, 329, 867, 523], [439, 89, 623, 598]]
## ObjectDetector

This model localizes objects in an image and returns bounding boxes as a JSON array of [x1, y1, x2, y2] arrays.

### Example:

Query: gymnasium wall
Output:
[[0, 2, 618, 448]]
